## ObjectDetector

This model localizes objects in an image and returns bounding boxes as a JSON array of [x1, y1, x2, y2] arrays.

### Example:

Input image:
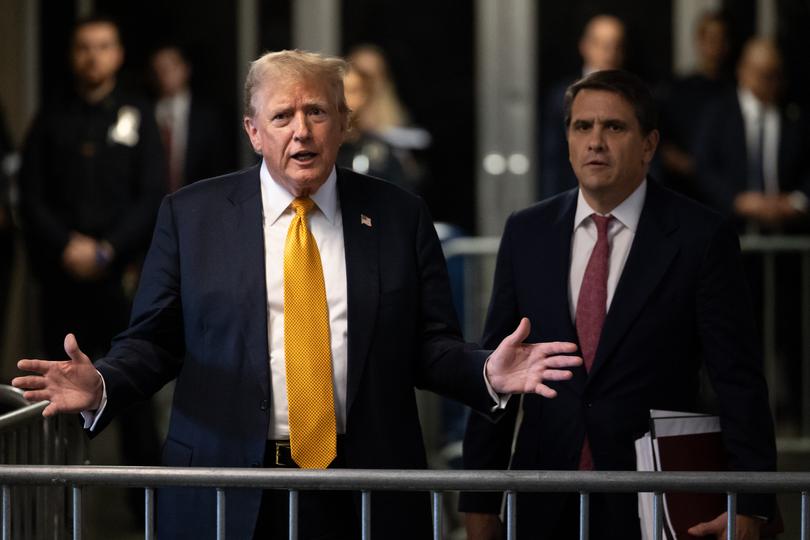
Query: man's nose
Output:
[[292, 112, 312, 140], [587, 127, 605, 151]]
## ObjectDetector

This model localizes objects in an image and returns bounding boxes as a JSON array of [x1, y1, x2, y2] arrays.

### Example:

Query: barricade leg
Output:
[[72, 486, 82, 540], [431, 491, 442, 540], [145, 488, 155, 540], [653, 492, 663, 540], [726, 493, 736, 540], [579, 492, 589, 540], [289, 490, 298, 540], [801, 491, 808, 540], [216, 488, 225, 540], [505, 491, 516, 540], [361, 491, 371, 540], [2, 485, 9, 540]]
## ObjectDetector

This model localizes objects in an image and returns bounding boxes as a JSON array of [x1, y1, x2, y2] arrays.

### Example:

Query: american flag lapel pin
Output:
[[361, 214, 372, 227]]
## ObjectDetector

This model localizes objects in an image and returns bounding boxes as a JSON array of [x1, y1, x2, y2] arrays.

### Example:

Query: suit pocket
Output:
[[162, 437, 193, 466]]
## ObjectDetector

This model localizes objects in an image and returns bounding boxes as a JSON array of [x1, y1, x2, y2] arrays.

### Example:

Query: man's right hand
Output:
[[465, 512, 504, 540], [12, 334, 103, 417]]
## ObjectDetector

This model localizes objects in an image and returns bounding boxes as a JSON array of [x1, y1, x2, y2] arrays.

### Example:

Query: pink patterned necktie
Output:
[[575, 214, 613, 470]]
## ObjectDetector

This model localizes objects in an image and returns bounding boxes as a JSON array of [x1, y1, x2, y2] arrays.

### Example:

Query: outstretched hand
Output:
[[11, 333, 103, 417], [486, 318, 582, 397]]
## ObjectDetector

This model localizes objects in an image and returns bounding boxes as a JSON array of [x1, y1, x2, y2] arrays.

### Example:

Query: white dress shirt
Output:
[[569, 179, 646, 322], [155, 90, 191, 186], [737, 87, 780, 195], [260, 162, 349, 439]]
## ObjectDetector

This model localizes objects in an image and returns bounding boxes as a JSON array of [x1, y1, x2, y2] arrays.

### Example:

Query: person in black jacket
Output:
[[18, 15, 163, 515]]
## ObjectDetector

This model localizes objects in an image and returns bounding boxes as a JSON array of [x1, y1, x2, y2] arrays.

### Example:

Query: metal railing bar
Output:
[[216, 488, 225, 540], [442, 236, 500, 259], [726, 492, 736, 540], [0, 403, 47, 431], [739, 235, 810, 252], [288, 490, 298, 540], [801, 490, 808, 540], [578, 492, 589, 540], [72, 485, 81, 540], [361, 490, 370, 540], [431, 490, 442, 540], [144, 487, 154, 540], [505, 490, 516, 540], [2, 485, 9, 540], [653, 492, 663, 540], [0, 467, 806, 493]]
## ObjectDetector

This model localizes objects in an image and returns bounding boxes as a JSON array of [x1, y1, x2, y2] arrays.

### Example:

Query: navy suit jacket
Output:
[[461, 180, 776, 537], [93, 166, 493, 539], [693, 90, 810, 220]]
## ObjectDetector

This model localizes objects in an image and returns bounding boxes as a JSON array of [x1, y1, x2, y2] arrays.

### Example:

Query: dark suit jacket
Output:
[[183, 96, 231, 186], [461, 180, 776, 538], [93, 166, 493, 539], [693, 89, 810, 220]]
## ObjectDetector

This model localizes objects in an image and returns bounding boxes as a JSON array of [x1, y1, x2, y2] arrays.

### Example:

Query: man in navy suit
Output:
[[13, 50, 581, 540], [462, 70, 776, 539]]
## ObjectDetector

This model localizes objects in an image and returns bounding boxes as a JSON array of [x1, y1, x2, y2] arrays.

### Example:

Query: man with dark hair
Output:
[[540, 14, 627, 200], [18, 14, 163, 512], [150, 44, 231, 191], [462, 69, 776, 539]]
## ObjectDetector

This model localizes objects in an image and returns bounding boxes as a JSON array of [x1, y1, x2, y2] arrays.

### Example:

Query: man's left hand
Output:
[[688, 512, 763, 540], [485, 317, 581, 397]]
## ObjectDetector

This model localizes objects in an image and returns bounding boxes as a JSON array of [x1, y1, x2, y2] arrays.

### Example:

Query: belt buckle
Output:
[[275, 441, 292, 467]]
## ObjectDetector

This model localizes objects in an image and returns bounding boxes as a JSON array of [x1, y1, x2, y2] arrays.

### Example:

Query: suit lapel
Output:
[[587, 181, 679, 383], [545, 192, 588, 391], [337, 170, 380, 414], [226, 165, 270, 397]]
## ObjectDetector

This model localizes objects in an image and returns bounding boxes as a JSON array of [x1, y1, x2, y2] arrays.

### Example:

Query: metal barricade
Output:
[[443, 235, 810, 449], [0, 466, 807, 540], [0, 385, 87, 540]]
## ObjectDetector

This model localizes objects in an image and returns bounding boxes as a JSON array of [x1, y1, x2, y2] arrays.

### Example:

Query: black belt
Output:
[[266, 437, 346, 468]]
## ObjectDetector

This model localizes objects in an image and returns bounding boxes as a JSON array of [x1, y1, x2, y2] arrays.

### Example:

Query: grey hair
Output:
[[243, 49, 349, 126]]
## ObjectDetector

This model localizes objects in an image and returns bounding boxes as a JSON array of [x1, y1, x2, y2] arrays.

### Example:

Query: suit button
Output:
[[260, 400, 268, 411], [586, 402, 593, 408]]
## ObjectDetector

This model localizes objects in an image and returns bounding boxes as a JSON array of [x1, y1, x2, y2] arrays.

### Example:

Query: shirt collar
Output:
[[737, 86, 777, 117], [574, 178, 647, 233], [260, 160, 338, 225]]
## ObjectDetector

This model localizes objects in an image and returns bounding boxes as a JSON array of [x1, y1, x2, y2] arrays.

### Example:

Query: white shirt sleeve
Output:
[[79, 370, 108, 431], [483, 356, 511, 411]]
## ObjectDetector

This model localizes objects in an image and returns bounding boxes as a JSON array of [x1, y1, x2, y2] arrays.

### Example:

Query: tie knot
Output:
[[591, 214, 613, 235], [291, 197, 315, 216]]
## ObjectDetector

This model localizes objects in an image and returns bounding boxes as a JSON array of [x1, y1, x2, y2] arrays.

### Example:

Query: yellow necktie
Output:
[[284, 197, 337, 469]]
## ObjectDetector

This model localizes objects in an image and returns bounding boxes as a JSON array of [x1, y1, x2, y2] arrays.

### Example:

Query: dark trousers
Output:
[[253, 440, 360, 540]]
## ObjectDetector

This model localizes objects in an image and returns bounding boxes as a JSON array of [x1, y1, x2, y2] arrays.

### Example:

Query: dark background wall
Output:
[[33, 0, 809, 232]]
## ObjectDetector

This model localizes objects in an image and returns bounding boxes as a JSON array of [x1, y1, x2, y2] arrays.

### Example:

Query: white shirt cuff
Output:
[[483, 355, 511, 411], [80, 370, 108, 431], [788, 191, 809, 212]]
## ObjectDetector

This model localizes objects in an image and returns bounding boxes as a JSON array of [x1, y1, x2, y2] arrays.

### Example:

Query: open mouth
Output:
[[291, 151, 318, 162]]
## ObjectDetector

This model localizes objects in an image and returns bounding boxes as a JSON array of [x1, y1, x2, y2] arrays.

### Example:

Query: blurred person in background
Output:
[[337, 63, 407, 187], [347, 44, 429, 192], [540, 14, 626, 199], [658, 11, 733, 202], [150, 44, 230, 192], [17, 14, 163, 521], [694, 38, 809, 227], [693, 38, 810, 431]]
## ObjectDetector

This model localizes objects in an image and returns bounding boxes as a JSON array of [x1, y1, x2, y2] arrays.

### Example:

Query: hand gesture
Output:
[[12, 334, 103, 416], [486, 317, 582, 397], [688, 512, 762, 540]]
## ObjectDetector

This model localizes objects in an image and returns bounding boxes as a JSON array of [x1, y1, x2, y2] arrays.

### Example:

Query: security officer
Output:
[[18, 15, 163, 521]]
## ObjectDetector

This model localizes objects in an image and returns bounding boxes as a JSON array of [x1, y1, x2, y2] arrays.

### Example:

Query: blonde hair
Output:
[[244, 49, 350, 124]]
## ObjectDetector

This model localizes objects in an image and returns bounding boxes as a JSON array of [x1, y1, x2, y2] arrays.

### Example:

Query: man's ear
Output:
[[243, 117, 260, 152], [643, 129, 660, 163]]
